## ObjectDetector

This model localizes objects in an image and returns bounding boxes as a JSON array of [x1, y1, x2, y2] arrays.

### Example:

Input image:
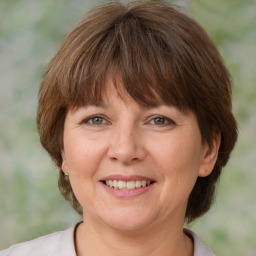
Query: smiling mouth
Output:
[[102, 180, 155, 190]]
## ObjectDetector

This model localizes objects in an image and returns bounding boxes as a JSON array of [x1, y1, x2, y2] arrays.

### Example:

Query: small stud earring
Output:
[[64, 172, 69, 176]]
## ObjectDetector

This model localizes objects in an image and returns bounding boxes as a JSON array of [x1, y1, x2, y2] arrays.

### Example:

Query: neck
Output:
[[75, 216, 193, 256]]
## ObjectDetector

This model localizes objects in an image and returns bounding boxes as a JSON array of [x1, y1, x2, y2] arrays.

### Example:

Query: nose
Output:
[[107, 123, 147, 165]]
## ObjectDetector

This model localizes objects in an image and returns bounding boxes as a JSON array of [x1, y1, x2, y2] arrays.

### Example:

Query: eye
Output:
[[148, 116, 175, 126], [83, 115, 108, 125]]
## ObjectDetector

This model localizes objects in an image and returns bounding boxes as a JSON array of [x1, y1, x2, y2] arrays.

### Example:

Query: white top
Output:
[[0, 224, 215, 256]]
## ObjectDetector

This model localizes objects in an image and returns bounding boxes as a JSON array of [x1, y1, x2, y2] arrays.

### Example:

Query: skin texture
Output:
[[62, 82, 220, 256]]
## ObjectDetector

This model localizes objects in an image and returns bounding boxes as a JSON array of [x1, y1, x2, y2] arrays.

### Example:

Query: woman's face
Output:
[[62, 82, 217, 232]]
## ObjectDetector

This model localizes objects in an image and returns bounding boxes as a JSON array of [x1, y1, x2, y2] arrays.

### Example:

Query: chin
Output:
[[106, 219, 154, 233], [98, 207, 158, 232]]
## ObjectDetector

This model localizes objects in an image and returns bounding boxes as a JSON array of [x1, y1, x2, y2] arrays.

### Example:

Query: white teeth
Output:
[[135, 180, 142, 188], [113, 180, 118, 187], [104, 180, 153, 189], [127, 181, 135, 189], [141, 180, 146, 187], [118, 180, 126, 189]]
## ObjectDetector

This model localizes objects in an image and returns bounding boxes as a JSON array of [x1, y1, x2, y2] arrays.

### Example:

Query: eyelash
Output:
[[81, 115, 176, 127], [148, 115, 175, 126], [82, 115, 109, 126]]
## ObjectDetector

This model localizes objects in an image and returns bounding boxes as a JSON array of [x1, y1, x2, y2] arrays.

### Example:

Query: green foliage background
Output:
[[0, 0, 255, 255]]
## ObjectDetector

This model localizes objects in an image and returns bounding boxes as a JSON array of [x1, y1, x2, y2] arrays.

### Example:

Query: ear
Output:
[[198, 131, 221, 177], [61, 150, 68, 174]]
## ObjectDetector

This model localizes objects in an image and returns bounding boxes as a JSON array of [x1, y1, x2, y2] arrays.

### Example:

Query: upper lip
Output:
[[101, 175, 155, 182]]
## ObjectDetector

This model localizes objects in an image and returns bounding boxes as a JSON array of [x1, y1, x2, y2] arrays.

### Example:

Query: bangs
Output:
[[58, 11, 193, 111]]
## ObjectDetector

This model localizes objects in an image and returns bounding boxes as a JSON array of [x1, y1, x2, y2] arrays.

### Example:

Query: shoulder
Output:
[[0, 225, 77, 256], [184, 229, 216, 256]]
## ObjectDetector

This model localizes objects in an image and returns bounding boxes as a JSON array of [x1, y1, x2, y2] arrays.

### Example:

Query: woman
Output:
[[1, 1, 238, 255]]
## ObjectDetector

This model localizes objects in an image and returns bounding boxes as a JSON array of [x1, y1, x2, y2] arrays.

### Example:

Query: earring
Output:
[[64, 172, 69, 176]]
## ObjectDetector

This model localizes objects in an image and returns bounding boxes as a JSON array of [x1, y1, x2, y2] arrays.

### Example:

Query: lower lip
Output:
[[101, 182, 155, 198]]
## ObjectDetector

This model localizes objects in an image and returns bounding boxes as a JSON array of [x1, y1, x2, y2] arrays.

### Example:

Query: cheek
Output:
[[151, 134, 202, 169], [63, 136, 106, 177], [63, 138, 107, 206], [150, 133, 203, 189]]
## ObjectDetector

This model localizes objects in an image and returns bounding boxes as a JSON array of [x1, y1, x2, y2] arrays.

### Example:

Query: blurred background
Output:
[[0, 0, 255, 255]]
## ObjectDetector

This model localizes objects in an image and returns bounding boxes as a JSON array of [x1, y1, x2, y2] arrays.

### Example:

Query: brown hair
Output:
[[37, 1, 238, 223]]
